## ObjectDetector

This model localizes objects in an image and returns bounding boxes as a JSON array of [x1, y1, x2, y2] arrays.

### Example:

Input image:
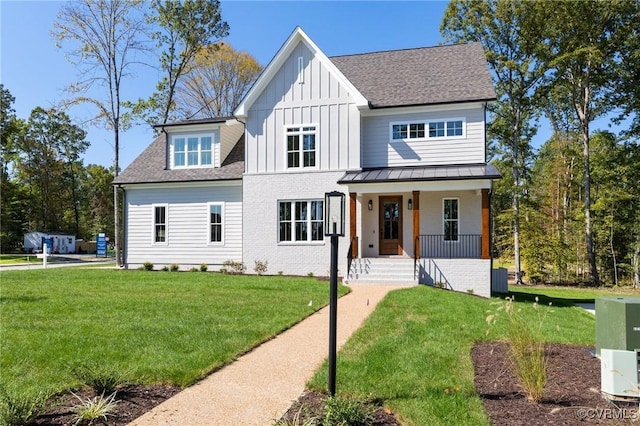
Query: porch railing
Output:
[[418, 234, 482, 259]]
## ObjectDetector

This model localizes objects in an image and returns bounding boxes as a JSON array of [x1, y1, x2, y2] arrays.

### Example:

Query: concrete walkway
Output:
[[129, 284, 402, 426]]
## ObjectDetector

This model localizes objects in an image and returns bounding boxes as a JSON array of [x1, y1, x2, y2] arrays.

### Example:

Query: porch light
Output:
[[324, 191, 345, 237], [368, 199, 373, 211], [408, 198, 413, 210]]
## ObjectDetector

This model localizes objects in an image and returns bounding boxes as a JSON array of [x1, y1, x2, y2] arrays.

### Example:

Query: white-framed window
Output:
[[208, 202, 224, 244], [443, 198, 459, 242], [171, 134, 215, 168], [279, 200, 323, 243], [153, 204, 168, 244], [390, 119, 465, 141], [286, 126, 317, 169]]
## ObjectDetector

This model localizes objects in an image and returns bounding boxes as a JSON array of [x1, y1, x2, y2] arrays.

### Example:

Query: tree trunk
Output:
[[114, 123, 120, 267]]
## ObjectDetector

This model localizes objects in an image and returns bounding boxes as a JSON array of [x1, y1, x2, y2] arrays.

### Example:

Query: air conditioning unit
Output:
[[600, 348, 639, 399], [596, 297, 640, 357]]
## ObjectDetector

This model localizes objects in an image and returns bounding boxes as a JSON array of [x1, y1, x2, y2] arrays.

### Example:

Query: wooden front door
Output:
[[379, 196, 403, 255]]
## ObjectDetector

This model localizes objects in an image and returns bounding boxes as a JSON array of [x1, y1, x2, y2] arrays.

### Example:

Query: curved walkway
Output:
[[129, 284, 402, 426]]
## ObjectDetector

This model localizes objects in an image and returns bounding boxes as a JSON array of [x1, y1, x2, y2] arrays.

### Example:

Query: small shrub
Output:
[[487, 296, 551, 403], [169, 264, 179, 272], [323, 396, 374, 426], [221, 260, 246, 274], [307, 272, 314, 278], [189, 267, 199, 272], [161, 265, 169, 271], [0, 388, 48, 426], [434, 281, 446, 289], [142, 261, 154, 271], [71, 391, 119, 425], [254, 260, 268, 275], [200, 263, 208, 272], [278, 271, 284, 276], [273, 404, 318, 426], [466, 288, 475, 294], [71, 364, 124, 395]]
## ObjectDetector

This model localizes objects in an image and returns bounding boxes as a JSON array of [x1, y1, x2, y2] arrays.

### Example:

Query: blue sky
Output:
[[2, 0, 453, 169]]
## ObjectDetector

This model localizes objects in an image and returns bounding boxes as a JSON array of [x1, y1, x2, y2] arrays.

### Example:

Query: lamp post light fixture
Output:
[[368, 199, 373, 211], [324, 191, 345, 397], [408, 198, 413, 210]]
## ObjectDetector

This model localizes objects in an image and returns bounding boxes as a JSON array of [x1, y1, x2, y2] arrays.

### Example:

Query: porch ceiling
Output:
[[338, 164, 502, 185]]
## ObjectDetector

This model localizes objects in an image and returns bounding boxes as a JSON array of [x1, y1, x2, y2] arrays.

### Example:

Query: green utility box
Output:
[[596, 297, 640, 357]]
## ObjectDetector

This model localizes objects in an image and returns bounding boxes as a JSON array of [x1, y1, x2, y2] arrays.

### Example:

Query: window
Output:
[[172, 134, 214, 168], [208, 203, 224, 244], [391, 119, 465, 141], [153, 205, 167, 243], [279, 200, 323, 243], [286, 126, 316, 168], [443, 198, 459, 241]]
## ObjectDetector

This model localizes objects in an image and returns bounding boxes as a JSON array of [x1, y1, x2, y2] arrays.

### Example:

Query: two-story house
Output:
[[114, 27, 501, 297]]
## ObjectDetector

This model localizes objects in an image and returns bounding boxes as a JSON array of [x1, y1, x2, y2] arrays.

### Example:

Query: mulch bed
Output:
[[29, 343, 638, 425], [28, 384, 181, 426], [473, 341, 639, 425]]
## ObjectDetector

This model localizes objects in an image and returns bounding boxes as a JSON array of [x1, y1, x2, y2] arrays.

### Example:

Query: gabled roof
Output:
[[113, 133, 244, 185], [330, 43, 496, 108], [234, 27, 368, 116]]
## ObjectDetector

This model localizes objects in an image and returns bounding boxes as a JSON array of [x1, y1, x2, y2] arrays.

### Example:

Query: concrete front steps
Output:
[[345, 257, 418, 285]]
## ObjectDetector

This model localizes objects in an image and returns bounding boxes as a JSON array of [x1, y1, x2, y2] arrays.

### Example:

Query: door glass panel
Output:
[[383, 201, 399, 240]]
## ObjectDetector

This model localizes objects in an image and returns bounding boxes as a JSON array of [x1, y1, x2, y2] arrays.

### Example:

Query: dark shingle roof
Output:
[[113, 133, 244, 185], [330, 42, 496, 108], [338, 164, 501, 184]]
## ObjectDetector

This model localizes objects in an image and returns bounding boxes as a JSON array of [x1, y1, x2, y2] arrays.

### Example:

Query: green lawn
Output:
[[0, 268, 346, 399], [307, 285, 600, 425], [0, 254, 41, 265]]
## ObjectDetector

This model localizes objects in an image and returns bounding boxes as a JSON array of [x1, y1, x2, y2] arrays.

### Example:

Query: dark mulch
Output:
[[28, 384, 181, 426], [278, 390, 402, 425], [473, 341, 638, 425]]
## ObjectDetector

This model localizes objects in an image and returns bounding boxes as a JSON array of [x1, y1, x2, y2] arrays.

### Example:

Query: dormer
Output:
[[154, 118, 244, 170]]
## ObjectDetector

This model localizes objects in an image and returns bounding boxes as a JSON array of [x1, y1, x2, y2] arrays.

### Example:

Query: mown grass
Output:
[[0, 255, 39, 265], [307, 285, 599, 425], [1, 268, 346, 399]]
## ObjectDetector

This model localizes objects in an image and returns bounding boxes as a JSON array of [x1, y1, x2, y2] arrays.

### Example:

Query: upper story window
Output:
[[391, 119, 465, 141], [171, 133, 216, 168], [287, 126, 316, 168]]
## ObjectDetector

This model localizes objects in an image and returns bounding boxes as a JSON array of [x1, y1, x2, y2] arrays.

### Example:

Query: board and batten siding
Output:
[[362, 107, 486, 168], [125, 183, 242, 269], [245, 40, 361, 174]]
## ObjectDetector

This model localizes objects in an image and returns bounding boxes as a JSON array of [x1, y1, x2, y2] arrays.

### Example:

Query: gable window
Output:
[[287, 126, 316, 168], [391, 119, 465, 141], [279, 200, 323, 243], [153, 204, 167, 244], [208, 202, 224, 244], [172, 134, 214, 168], [443, 198, 459, 242]]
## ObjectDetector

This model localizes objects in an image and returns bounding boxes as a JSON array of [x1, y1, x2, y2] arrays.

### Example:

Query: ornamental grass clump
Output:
[[71, 391, 119, 425], [0, 387, 49, 426], [487, 296, 552, 403]]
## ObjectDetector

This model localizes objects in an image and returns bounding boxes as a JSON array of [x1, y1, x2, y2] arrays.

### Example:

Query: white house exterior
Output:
[[23, 231, 76, 254], [114, 27, 501, 297]]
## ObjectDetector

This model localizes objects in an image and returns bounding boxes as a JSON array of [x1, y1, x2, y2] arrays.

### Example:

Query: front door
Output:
[[379, 196, 403, 255]]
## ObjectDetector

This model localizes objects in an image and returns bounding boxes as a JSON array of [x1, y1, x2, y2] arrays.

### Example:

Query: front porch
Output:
[[339, 164, 500, 298]]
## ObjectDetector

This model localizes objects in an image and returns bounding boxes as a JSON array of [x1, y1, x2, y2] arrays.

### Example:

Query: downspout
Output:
[[234, 116, 247, 267], [119, 185, 127, 269], [489, 180, 494, 295]]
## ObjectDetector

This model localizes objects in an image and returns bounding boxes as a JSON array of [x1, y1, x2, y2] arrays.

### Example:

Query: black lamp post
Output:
[[324, 191, 345, 397]]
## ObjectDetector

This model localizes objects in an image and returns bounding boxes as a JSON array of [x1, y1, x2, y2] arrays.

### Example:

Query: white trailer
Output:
[[23, 232, 76, 254]]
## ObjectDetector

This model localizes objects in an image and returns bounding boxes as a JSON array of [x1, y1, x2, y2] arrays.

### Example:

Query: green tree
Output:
[[83, 164, 115, 240], [0, 86, 27, 251], [16, 107, 88, 234], [441, 0, 545, 283], [54, 0, 148, 265], [175, 42, 262, 119], [528, 0, 636, 284], [139, 0, 229, 125]]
